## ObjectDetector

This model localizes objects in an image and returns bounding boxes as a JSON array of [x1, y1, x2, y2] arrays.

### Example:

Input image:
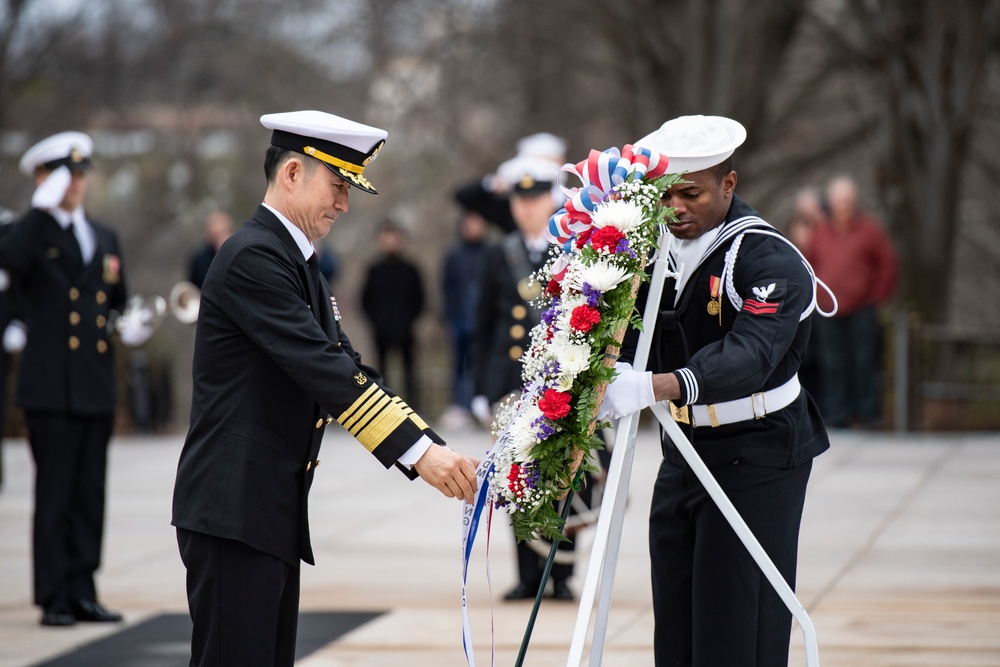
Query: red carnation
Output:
[[575, 227, 594, 249], [507, 463, 522, 491], [590, 226, 625, 252], [538, 388, 572, 420], [570, 304, 601, 332], [546, 278, 562, 296]]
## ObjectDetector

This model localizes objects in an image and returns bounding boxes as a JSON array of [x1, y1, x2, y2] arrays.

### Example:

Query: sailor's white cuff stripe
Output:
[[676, 367, 698, 405]]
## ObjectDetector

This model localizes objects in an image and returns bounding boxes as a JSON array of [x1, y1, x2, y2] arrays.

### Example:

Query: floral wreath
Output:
[[488, 144, 682, 542]]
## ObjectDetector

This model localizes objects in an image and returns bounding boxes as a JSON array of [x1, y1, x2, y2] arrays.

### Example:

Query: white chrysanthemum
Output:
[[571, 260, 631, 292], [591, 199, 645, 232], [559, 294, 588, 313], [551, 339, 592, 376], [508, 403, 542, 461], [554, 373, 576, 392]]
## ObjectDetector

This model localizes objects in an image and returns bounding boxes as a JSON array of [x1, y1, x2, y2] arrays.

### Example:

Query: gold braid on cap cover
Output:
[[303, 146, 364, 173]]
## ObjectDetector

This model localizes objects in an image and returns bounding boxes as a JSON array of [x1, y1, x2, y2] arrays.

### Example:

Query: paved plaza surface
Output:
[[1, 425, 998, 666]]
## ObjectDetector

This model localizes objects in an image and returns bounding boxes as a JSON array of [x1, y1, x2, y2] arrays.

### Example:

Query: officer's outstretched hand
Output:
[[414, 446, 479, 503], [597, 362, 656, 421]]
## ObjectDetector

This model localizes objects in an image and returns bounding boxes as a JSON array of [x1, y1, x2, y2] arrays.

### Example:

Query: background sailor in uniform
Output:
[[171, 110, 479, 667], [471, 154, 580, 601], [600, 115, 831, 666], [0, 131, 153, 626]]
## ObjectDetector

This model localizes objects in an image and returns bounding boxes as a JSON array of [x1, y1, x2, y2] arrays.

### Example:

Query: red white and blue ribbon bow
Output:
[[546, 144, 670, 246]]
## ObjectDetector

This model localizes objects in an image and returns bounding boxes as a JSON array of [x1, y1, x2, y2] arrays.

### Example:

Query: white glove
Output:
[[117, 313, 154, 347], [3, 320, 27, 353], [31, 165, 72, 210], [597, 362, 656, 420], [470, 395, 493, 427]]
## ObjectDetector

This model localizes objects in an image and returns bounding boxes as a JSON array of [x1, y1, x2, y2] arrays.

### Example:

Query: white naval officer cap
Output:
[[19, 131, 94, 176], [260, 110, 388, 195], [497, 154, 562, 196], [516, 132, 567, 163], [636, 115, 746, 175]]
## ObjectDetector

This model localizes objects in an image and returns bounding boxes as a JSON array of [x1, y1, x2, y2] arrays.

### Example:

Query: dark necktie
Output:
[[62, 222, 84, 267], [306, 253, 325, 324]]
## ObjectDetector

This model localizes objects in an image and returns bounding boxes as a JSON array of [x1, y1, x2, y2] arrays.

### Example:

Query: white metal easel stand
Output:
[[566, 232, 820, 667]]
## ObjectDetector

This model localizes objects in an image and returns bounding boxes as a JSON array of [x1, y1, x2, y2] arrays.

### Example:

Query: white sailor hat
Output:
[[498, 154, 562, 196], [260, 110, 388, 195], [516, 132, 567, 163], [636, 115, 746, 175], [19, 131, 94, 176]]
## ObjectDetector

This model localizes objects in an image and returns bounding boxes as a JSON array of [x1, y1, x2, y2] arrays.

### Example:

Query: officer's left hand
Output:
[[413, 445, 480, 504]]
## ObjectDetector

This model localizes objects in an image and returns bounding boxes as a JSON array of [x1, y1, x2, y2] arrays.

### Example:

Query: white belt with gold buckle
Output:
[[690, 374, 801, 428]]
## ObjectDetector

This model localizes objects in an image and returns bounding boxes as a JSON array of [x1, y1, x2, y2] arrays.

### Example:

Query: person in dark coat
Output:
[[171, 110, 478, 667], [0, 131, 153, 627], [601, 115, 831, 667], [187, 210, 234, 290], [440, 208, 488, 424], [360, 221, 425, 408]]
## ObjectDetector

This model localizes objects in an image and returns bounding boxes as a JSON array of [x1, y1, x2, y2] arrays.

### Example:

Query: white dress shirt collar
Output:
[[262, 203, 315, 262], [670, 225, 722, 306], [48, 206, 96, 264]]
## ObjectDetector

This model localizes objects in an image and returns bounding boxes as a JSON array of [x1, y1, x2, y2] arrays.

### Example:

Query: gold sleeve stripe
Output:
[[354, 407, 409, 452], [338, 386, 414, 452], [345, 394, 391, 435], [339, 385, 380, 427], [392, 396, 429, 430]]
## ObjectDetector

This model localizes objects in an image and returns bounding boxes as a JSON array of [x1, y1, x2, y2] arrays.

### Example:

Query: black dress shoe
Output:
[[41, 603, 76, 627], [71, 599, 123, 623], [503, 583, 537, 601], [551, 581, 574, 601]]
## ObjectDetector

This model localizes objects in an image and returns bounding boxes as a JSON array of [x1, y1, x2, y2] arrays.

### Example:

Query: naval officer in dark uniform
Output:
[[0, 131, 151, 626], [600, 115, 831, 666], [171, 110, 478, 667], [471, 154, 580, 601]]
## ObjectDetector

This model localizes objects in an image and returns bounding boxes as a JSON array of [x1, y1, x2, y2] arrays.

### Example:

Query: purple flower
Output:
[[582, 282, 602, 308], [531, 415, 556, 441], [541, 298, 561, 325]]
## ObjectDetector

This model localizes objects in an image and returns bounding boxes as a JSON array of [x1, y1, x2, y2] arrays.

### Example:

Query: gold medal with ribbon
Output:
[[707, 275, 722, 323]]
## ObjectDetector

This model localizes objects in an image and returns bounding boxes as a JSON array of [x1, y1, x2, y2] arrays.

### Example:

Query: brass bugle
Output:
[[169, 280, 200, 323], [114, 294, 167, 332]]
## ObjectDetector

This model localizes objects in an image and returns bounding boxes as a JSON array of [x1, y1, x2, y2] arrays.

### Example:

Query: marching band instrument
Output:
[[113, 280, 201, 340], [114, 294, 167, 333], [169, 280, 201, 323]]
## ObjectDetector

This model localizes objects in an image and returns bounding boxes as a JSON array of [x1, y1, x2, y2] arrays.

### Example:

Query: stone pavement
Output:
[[1, 426, 999, 666]]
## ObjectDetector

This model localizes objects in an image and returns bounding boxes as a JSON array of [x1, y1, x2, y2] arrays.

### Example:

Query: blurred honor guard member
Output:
[[171, 110, 478, 667], [600, 116, 830, 666], [0, 132, 152, 626]]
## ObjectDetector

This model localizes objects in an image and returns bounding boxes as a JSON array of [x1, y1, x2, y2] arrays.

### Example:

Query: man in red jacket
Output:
[[805, 175, 898, 428]]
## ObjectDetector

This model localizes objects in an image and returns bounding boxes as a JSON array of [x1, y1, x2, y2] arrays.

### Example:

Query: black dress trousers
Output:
[[649, 459, 812, 667]]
